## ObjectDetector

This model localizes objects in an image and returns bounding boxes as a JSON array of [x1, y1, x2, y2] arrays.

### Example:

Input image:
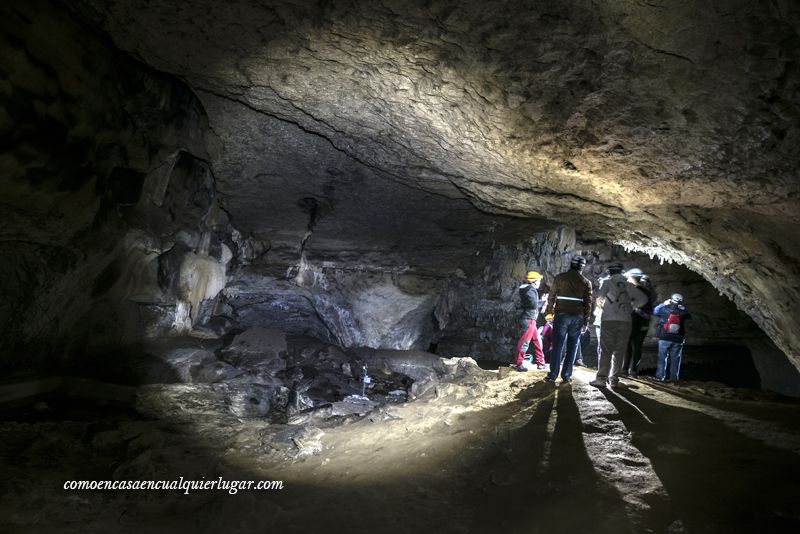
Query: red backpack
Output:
[[663, 311, 682, 334]]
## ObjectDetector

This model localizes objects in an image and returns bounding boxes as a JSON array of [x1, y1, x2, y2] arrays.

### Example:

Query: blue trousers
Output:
[[547, 313, 584, 381], [656, 339, 684, 381]]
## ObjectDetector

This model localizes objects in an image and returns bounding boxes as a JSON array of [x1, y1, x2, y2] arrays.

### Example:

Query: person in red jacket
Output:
[[512, 271, 547, 371]]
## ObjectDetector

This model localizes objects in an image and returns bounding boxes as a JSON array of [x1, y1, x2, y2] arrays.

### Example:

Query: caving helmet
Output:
[[526, 271, 542, 282], [624, 268, 645, 279], [670, 293, 684, 304], [570, 256, 587, 268]]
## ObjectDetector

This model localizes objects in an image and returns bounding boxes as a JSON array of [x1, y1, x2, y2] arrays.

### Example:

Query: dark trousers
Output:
[[547, 313, 583, 381], [623, 316, 649, 373]]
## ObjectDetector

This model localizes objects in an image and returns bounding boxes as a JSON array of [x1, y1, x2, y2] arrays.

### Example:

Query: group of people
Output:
[[512, 257, 691, 386]]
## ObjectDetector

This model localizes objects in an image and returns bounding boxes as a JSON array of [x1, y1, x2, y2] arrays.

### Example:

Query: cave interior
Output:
[[2, 1, 800, 533]]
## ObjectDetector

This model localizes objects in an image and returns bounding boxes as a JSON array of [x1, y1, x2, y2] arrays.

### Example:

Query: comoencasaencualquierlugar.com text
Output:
[[63, 477, 284, 495]]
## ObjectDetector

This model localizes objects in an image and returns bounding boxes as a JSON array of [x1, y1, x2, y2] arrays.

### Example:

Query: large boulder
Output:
[[220, 327, 289, 377], [135, 382, 274, 421]]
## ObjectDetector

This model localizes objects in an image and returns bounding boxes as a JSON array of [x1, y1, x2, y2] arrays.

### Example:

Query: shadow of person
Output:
[[606, 387, 800, 534], [468, 385, 633, 534]]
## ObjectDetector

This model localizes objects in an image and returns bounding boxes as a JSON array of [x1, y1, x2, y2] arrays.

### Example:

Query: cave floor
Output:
[[2, 369, 800, 534]]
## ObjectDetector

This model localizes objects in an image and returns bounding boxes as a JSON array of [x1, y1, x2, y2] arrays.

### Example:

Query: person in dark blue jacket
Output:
[[512, 271, 547, 371], [652, 293, 691, 381]]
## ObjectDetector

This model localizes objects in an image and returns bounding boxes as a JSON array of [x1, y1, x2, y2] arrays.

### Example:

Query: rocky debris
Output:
[[349, 347, 445, 400], [135, 383, 274, 422], [127, 335, 448, 427], [331, 396, 378, 417], [225, 327, 288, 357], [219, 327, 288, 378], [433, 357, 495, 384], [185, 356, 241, 387], [123, 334, 506, 434], [285, 335, 351, 370], [270, 385, 315, 419], [269, 425, 325, 459], [350, 347, 440, 384], [145, 346, 242, 383]]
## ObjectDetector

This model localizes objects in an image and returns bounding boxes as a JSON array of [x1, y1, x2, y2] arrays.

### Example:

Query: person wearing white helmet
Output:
[[622, 269, 658, 376], [511, 271, 547, 371], [590, 263, 648, 389], [652, 293, 692, 382]]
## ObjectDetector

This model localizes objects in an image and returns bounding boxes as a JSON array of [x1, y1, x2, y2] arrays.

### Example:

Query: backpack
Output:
[[663, 310, 682, 334], [606, 279, 632, 314]]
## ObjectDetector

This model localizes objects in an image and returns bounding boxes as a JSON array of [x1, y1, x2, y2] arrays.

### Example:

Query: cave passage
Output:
[[2, 0, 800, 532]]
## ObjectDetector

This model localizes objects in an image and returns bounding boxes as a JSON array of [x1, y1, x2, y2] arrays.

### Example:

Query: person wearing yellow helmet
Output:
[[512, 271, 547, 371]]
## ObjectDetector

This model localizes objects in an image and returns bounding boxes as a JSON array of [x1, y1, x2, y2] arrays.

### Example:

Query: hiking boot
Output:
[[609, 379, 624, 388], [629, 370, 638, 377], [536, 364, 548, 370], [589, 378, 607, 388], [513, 364, 528, 372], [574, 360, 584, 367], [543, 376, 556, 384], [560, 378, 572, 386]]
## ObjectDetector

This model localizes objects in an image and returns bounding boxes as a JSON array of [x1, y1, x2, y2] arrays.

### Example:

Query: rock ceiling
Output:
[[28, 0, 800, 367]]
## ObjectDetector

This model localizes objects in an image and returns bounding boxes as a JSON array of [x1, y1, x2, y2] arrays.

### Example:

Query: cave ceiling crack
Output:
[[461, 177, 628, 216], [630, 36, 696, 64], [194, 85, 475, 203]]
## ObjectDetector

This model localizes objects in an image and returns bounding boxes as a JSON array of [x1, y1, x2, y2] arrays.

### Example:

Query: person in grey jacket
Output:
[[590, 263, 648, 388]]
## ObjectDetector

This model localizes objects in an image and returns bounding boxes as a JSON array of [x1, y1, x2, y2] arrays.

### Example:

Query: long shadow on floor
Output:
[[628, 378, 800, 432], [603, 386, 800, 534], [469, 384, 633, 534]]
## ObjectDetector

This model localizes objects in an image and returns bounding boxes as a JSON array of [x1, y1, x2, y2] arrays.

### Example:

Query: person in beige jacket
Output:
[[590, 263, 648, 388]]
